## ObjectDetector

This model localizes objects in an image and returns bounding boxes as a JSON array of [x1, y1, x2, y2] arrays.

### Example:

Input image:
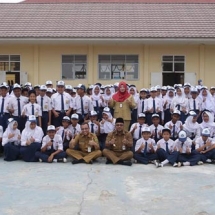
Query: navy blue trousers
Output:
[[177, 151, 201, 166], [0, 113, 10, 131], [134, 152, 158, 164], [52, 112, 66, 128], [35, 150, 66, 162], [63, 141, 70, 151], [164, 109, 171, 125], [3, 143, 20, 161], [156, 148, 179, 165], [199, 149, 215, 162], [180, 112, 187, 124], [20, 142, 41, 162], [41, 112, 49, 135], [129, 109, 138, 129], [99, 133, 108, 151]]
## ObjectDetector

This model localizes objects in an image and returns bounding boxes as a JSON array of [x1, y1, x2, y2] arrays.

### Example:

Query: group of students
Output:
[[0, 79, 215, 167]]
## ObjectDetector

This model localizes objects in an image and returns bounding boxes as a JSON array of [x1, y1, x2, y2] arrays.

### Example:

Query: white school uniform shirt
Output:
[[56, 127, 72, 142], [74, 95, 93, 115], [195, 137, 214, 150], [100, 118, 116, 134], [51, 92, 72, 111], [157, 138, 176, 153], [88, 121, 99, 134], [164, 120, 182, 138], [171, 97, 189, 113], [8, 96, 28, 117], [146, 97, 163, 112], [0, 126, 3, 138], [0, 96, 10, 113], [137, 98, 147, 115], [129, 122, 148, 140], [188, 97, 202, 111], [90, 95, 103, 108], [175, 138, 192, 153], [68, 124, 81, 136], [2, 128, 21, 146], [42, 134, 63, 151], [36, 95, 52, 112], [22, 102, 42, 117], [149, 124, 164, 140], [21, 124, 44, 146], [135, 137, 156, 152]]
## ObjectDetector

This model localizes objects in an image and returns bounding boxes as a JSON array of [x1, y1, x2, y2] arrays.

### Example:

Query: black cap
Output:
[[115, 118, 124, 124]]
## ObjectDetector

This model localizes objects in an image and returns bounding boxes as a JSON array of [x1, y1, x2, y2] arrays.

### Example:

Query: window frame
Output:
[[162, 55, 185, 73], [0, 54, 21, 71]]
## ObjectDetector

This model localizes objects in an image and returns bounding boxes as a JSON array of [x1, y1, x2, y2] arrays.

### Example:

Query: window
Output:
[[162, 55, 185, 72], [62, 55, 87, 79], [98, 55, 138, 80], [0, 55, 20, 71]]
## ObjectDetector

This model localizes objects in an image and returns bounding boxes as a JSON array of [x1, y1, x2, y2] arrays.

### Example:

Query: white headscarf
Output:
[[103, 86, 114, 101], [164, 89, 175, 108], [101, 111, 115, 133], [199, 89, 215, 112], [129, 86, 139, 104], [183, 115, 200, 133], [91, 85, 101, 101], [200, 111, 215, 129]]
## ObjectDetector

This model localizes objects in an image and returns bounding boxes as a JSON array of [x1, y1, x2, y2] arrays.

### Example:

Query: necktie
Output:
[[73, 127, 76, 136], [193, 99, 196, 111], [51, 139, 54, 151], [32, 104, 34, 115], [173, 124, 176, 138], [41, 97, 44, 112], [155, 127, 158, 142], [62, 129, 65, 141], [153, 99, 156, 113], [204, 141, 206, 151], [144, 141, 148, 156], [61, 94, 64, 111], [17, 98, 21, 116], [91, 123, 94, 133], [81, 97, 84, 117], [166, 142, 170, 154], [96, 100, 99, 113], [139, 125, 142, 139], [142, 100, 144, 113], [176, 104, 180, 111], [1, 97, 4, 114]]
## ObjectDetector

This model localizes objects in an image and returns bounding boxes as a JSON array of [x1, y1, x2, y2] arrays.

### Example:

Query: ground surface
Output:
[[0, 157, 215, 215]]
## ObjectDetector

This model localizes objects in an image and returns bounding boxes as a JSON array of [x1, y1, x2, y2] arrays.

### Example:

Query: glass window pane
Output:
[[98, 55, 110, 63], [174, 56, 185, 62], [0, 62, 9, 71], [111, 55, 125, 63], [0, 55, 9, 61], [62, 64, 73, 79], [75, 55, 87, 63], [163, 56, 173, 62], [111, 64, 125, 72], [126, 64, 138, 80], [126, 55, 138, 63], [62, 55, 74, 63], [75, 64, 86, 79], [163, 63, 173, 71], [174, 63, 184, 71], [10, 62, 20, 71], [10, 55, 20, 61]]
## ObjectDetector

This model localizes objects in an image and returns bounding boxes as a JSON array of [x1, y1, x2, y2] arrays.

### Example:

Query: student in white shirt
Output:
[[20, 115, 44, 162], [155, 128, 179, 168], [8, 84, 28, 132], [183, 111, 201, 150], [56, 116, 72, 151], [2, 118, 21, 161], [51, 80, 73, 128], [129, 85, 139, 127], [175, 130, 202, 166], [0, 125, 3, 145], [200, 111, 215, 137], [68, 114, 81, 139], [183, 83, 191, 99], [195, 128, 215, 163], [100, 107, 116, 150], [35, 125, 67, 163], [165, 110, 183, 141], [130, 113, 148, 151], [137, 88, 148, 116], [45, 80, 53, 89], [22, 90, 42, 127], [87, 111, 100, 136], [150, 113, 164, 143], [74, 84, 93, 124], [134, 127, 157, 164], [37, 85, 52, 134], [46, 88, 53, 98]]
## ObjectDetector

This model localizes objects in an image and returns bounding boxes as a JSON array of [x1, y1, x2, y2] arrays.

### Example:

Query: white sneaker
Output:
[[39, 159, 42, 163], [177, 162, 182, 167], [206, 159, 212, 163], [173, 162, 178, 167], [155, 160, 159, 168], [63, 158, 67, 163], [53, 159, 57, 163], [158, 163, 164, 168], [197, 161, 204, 165]]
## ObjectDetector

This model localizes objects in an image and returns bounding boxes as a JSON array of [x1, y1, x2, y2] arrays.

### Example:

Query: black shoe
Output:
[[72, 159, 84, 165], [117, 160, 132, 166], [106, 159, 113, 164]]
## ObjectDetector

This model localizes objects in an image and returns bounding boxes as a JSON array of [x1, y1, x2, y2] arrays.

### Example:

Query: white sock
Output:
[[183, 162, 190, 166], [161, 159, 169, 166]]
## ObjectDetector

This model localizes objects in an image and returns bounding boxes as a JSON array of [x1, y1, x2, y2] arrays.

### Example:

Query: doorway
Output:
[[6, 72, 20, 86], [162, 72, 184, 86]]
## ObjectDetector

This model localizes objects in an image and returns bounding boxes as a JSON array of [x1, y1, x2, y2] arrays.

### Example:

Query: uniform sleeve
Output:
[[21, 104, 27, 115], [42, 136, 47, 148], [195, 138, 200, 149], [129, 123, 135, 132], [88, 98, 94, 112], [48, 98, 52, 111], [135, 139, 142, 152], [0, 126, 3, 138], [38, 105, 42, 116], [21, 130, 27, 146], [2, 130, 8, 146], [51, 95, 55, 109], [100, 122, 104, 134], [57, 135, 63, 151], [34, 128, 44, 143]]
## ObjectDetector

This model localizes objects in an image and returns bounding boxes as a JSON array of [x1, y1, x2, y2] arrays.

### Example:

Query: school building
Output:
[[0, 0, 215, 89]]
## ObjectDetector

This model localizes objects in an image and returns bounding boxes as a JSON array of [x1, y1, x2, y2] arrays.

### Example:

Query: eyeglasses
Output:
[[81, 127, 89, 130], [115, 124, 124, 127]]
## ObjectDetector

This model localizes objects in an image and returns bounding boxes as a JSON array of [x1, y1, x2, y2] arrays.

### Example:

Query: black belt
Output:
[[56, 110, 68, 113], [42, 111, 48, 113], [0, 112, 10, 115]]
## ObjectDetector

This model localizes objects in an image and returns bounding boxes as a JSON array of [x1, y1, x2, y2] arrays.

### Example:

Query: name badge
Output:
[[120, 104, 123, 108], [88, 146, 91, 153]]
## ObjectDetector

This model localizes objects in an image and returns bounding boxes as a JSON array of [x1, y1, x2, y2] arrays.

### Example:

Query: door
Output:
[[162, 72, 184, 86], [185, 72, 196, 86], [151, 72, 162, 87], [6, 72, 20, 85]]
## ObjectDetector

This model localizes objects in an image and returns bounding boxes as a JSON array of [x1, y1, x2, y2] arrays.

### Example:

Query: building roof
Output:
[[0, 3, 215, 39]]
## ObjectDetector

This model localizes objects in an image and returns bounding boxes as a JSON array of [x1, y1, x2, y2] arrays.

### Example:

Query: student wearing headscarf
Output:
[[109, 81, 136, 131], [103, 85, 114, 116], [20, 115, 44, 162], [200, 111, 215, 137], [2, 118, 21, 161], [171, 87, 189, 123]]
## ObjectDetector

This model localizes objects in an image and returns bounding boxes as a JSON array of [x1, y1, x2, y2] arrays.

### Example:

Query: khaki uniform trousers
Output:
[[66, 149, 102, 163], [103, 149, 133, 164]]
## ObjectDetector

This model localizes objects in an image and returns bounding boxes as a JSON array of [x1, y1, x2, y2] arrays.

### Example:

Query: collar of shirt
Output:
[[113, 130, 126, 135]]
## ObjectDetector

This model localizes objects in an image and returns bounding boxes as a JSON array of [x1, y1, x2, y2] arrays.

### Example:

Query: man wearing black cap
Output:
[[103, 117, 133, 166]]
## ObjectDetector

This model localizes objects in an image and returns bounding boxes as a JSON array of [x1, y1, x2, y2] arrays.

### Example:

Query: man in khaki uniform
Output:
[[103, 117, 133, 166], [66, 122, 102, 164]]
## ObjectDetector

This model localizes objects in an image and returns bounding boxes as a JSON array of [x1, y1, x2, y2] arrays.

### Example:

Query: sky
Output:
[[0, 0, 24, 2]]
